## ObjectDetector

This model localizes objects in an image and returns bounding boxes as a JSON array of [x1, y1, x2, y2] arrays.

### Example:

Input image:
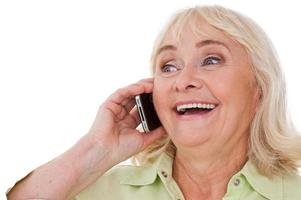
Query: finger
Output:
[[141, 77, 154, 83], [108, 78, 154, 106], [104, 101, 128, 121], [118, 107, 140, 130], [117, 81, 153, 104], [129, 106, 140, 125], [123, 98, 136, 113], [104, 94, 141, 121], [120, 78, 154, 108]]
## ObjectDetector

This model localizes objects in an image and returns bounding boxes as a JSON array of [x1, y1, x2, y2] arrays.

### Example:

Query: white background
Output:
[[1, 0, 301, 198]]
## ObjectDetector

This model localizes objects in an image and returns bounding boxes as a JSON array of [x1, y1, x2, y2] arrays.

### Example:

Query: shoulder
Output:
[[101, 164, 142, 181], [74, 165, 144, 199], [74, 153, 174, 200], [74, 163, 160, 200], [283, 173, 301, 198]]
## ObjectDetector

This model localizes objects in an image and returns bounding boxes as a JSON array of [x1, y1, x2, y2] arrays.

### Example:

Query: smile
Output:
[[175, 102, 218, 115]]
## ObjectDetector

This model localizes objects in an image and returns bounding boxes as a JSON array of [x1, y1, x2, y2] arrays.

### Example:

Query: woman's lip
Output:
[[173, 105, 219, 120], [175, 100, 219, 107]]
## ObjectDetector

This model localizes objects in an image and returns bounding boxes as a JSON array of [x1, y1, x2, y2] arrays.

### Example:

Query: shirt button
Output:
[[233, 178, 240, 186], [161, 171, 168, 178]]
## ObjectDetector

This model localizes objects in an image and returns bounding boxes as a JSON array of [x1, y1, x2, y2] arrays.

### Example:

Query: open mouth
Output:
[[175, 103, 217, 115]]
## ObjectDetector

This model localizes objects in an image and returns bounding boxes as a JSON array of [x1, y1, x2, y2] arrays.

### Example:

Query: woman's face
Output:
[[153, 21, 259, 150]]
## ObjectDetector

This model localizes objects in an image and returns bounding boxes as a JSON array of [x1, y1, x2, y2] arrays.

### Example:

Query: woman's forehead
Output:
[[159, 22, 240, 52]]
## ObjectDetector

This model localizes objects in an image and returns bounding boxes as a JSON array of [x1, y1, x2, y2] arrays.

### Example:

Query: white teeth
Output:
[[176, 103, 216, 112]]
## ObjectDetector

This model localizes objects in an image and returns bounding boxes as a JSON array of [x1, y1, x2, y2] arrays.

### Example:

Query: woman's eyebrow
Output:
[[196, 40, 231, 52], [157, 39, 231, 56], [156, 45, 177, 56]]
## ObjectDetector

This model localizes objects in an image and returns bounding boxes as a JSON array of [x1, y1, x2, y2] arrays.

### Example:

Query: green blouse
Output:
[[74, 152, 301, 200]]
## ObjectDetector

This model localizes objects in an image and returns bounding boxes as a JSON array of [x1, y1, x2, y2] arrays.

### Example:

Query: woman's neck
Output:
[[172, 140, 248, 200]]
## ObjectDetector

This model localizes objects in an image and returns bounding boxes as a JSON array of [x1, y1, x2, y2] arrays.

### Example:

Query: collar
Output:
[[120, 152, 173, 186], [239, 160, 283, 200], [120, 152, 284, 200]]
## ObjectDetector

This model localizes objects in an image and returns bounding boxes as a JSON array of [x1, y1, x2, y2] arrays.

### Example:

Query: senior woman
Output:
[[8, 5, 301, 200]]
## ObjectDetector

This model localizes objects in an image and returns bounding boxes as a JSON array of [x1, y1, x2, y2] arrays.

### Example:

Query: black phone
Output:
[[135, 93, 162, 132]]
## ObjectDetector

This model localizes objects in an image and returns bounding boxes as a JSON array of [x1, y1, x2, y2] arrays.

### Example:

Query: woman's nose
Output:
[[174, 66, 203, 92]]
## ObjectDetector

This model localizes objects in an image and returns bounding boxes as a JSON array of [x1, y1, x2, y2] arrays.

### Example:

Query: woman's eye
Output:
[[161, 64, 178, 73], [201, 56, 221, 66]]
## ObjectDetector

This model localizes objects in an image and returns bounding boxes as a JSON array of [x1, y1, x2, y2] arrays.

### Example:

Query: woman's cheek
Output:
[[152, 79, 163, 112], [153, 78, 172, 116]]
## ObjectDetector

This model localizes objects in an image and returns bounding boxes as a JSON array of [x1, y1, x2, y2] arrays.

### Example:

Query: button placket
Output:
[[159, 169, 185, 200]]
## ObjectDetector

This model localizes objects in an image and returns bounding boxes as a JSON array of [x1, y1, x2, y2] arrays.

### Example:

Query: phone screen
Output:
[[135, 93, 161, 132]]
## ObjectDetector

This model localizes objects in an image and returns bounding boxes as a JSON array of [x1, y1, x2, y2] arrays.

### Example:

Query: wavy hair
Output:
[[133, 5, 301, 177]]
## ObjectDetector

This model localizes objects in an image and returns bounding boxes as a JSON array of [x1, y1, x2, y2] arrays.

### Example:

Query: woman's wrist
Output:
[[7, 133, 116, 200], [65, 132, 116, 197]]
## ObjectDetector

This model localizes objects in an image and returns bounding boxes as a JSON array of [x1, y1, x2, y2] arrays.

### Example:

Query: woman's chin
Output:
[[170, 129, 213, 148]]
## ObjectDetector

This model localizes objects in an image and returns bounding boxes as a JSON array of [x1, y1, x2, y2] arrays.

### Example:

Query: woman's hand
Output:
[[7, 78, 166, 200], [87, 78, 166, 165]]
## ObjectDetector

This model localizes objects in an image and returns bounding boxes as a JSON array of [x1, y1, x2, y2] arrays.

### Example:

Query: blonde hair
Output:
[[133, 5, 301, 177]]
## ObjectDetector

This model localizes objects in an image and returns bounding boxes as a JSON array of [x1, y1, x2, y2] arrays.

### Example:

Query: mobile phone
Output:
[[135, 93, 162, 132]]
